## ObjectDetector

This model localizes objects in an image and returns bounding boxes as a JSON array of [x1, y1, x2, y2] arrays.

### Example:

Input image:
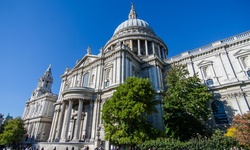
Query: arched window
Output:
[[211, 100, 228, 124], [104, 67, 112, 87]]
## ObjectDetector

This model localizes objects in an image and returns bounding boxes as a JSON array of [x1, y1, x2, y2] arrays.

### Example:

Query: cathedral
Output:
[[22, 4, 250, 150]]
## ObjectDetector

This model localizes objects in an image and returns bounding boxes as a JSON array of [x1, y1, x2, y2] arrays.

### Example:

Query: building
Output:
[[165, 31, 250, 125], [0, 113, 13, 128], [0, 114, 4, 127], [22, 65, 57, 143], [23, 3, 250, 150]]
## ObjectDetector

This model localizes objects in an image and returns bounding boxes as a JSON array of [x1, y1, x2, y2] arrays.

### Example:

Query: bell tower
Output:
[[31, 64, 53, 99], [22, 64, 58, 143]]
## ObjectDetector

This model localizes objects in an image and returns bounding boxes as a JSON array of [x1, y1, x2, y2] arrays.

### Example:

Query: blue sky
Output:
[[0, 0, 249, 118]]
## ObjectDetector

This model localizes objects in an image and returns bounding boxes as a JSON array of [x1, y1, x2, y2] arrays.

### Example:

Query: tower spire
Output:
[[128, 3, 137, 19], [31, 65, 53, 99], [46, 64, 52, 72]]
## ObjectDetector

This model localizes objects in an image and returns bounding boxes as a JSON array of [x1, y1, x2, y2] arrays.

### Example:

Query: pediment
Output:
[[73, 54, 99, 69], [79, 58, 92, 67], [234, 49, 250, 57], [197, 60, 213, 66]]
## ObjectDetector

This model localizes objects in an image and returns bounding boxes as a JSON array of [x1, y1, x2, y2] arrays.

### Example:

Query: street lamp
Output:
[[96, 126, 101, 148]]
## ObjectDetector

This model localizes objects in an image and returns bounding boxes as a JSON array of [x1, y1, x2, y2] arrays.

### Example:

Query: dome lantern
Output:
[[128, 3, 137, 19]]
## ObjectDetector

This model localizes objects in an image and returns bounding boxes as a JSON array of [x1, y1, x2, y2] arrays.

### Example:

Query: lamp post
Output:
[[95, 126, 101, 148]]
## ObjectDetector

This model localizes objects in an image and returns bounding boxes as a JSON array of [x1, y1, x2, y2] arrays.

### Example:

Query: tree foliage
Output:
[[102, 77, 159, 146], [231, 111, 250, 148], [163, 64, 213, 141], [138, 130, 241, 150], [0, 117, 26, 145]]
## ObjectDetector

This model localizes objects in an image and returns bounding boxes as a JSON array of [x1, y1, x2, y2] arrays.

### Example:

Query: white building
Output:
[[22, 65, 57, 142], [23, 3, 250, 150]]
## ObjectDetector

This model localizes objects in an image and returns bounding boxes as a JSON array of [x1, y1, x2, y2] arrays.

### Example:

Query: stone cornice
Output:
[[207, 80, 250, 91], [27, 93, 58, 104]]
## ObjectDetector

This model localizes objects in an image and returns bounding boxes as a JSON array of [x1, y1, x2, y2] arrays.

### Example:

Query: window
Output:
[[198, 60, 215, 86], [206, 79, 214, 86], [104, 67, 112, 87], [234, 49, 250, 77], [247, 70, 250, 77], [82, 73, 89, 87], [211, 100, 228, 124], [104, 79, 110, 87]]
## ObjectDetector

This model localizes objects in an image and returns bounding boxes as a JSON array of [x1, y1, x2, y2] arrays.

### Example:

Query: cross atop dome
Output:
[[128, 3, 137, 19], [87, 45, 91, 54]]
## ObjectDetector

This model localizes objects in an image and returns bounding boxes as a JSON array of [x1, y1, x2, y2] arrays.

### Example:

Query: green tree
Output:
[[102, 77, 159, 147], [0, 117, 26, 146], [163, 64, 213, 141]]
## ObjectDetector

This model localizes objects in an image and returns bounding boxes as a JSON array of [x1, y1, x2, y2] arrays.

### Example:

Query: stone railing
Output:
[[167, 30, 250, 62]]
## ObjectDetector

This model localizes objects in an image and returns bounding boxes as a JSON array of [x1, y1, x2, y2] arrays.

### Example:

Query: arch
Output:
[[211, 100, 228, 124]]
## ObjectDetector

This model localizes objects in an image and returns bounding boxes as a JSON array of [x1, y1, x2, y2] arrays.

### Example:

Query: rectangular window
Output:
[[83, 73, 89, 87]]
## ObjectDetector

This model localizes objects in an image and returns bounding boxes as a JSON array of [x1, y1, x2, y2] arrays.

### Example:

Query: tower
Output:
[[22, 65, 57, 143], [31, 64, 53, 99]]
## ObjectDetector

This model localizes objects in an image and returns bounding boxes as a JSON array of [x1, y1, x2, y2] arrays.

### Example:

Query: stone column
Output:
[[145, 40, 148, 55], [73, 99, 83, 141], [121, 52, 125, 83], [130, 40, 133, 51], [87, 101, 94, 140], [152, 42, 155, 54], [48, 108, 58, 142], [199, 67, 206, 84], [164, 48, 168, 59], [210, 64, 220, 85], [138, 39, 141, 55], [55, 101, 66, 141], [60, 99, 73, 142], [91, 99, 100, 140], [220, 49, 238, 81], [157, 45, 161, 58]]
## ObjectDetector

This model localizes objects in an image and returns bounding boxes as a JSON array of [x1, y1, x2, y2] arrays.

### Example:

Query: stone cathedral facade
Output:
[[23, 4, 250, 150]]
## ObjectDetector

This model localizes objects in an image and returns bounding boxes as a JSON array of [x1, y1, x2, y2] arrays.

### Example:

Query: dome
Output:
[[112, 3, 154, 36], [104, 3, 168, 58], [113, 19, 152, 35]]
